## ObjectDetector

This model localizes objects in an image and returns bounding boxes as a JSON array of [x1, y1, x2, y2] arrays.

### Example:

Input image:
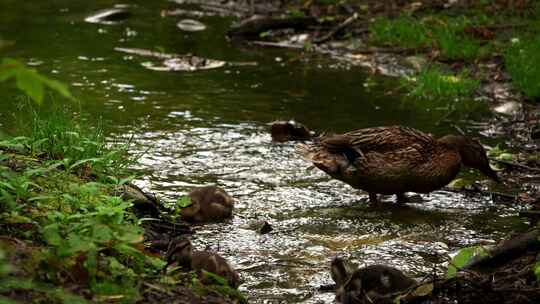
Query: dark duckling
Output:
[[331, 257, 416, 304], [298, 126, 499, 203], [181, 186, 234, 223], [165, 237, 241, 288], [270, 120, 313, 142]]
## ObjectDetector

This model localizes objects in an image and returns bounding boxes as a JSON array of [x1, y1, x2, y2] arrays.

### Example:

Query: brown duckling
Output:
[[270, 120, 313, 142], [298, 126, 499, 204], [181, 186, 234, 223], [331, 257, 416, 304], [165, 237, 241, 288]]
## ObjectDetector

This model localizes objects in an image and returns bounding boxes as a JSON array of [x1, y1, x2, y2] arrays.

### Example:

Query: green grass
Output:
[[370, 15, 430, 49], [12, 105, 136, 180], [370, 15, 485, 60], [401, 66, 480, 100], [504, 34, 540, 98]]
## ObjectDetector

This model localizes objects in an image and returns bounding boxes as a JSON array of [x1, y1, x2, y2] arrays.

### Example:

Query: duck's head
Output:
[[165, 237, 193, 270], [439, 135, 499, 182], [331, 257, 363, 304]]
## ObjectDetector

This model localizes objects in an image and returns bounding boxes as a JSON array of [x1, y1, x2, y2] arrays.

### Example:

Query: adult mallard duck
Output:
[[298, 126, 499, 203]]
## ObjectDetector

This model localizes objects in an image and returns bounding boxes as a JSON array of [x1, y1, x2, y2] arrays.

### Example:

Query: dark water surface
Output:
[[0, 1, 526, 302]]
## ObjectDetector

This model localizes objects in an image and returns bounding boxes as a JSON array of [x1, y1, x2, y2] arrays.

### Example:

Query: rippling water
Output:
[[0, 1, 527, 302]]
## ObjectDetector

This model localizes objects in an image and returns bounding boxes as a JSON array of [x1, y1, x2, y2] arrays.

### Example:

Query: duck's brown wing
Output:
[[344, 126, 435, 152], [319, 126, 435, 163]]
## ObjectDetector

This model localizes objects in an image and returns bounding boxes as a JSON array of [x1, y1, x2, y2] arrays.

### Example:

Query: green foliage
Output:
[[401, 66, 480, 100], [0, 248, 90, 304], [176, 196, 192, 208], [487, 144, 516, 161], [534, 259, 540, 281], [0, 110, 157, 302], [447, 246, 488, 278], [0, 58, 73, 104], [370, 15, 484, 60], [370, 15, 430, 49], [504, 35, 540, 98], [189, 276, 248, 304]]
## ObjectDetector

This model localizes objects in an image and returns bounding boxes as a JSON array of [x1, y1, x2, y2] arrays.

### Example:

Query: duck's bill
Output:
[[483, 168, 500, 183]]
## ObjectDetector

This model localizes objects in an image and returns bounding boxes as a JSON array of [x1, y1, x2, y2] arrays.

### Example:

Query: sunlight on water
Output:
[[120, 122, 522, 303]]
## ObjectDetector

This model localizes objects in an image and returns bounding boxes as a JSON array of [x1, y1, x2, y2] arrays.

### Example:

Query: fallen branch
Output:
[[463, 229, 540, 270], [249, 40, 305, 49], [350, 46, 425, 55], [313, 13, 359, 44], [228, 16, 318, 38]]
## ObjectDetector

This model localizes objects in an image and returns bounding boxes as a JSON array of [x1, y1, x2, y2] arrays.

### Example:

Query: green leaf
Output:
[[43, 224, 62, 246], [447, 246, 488, 278], [201, 270, 228, 286], [534, 259, 540, 281], [176, 196, 192, 208], [92, 224, 113, 243], [39, 75, 74, 100], [84, 247, 98, 279], [16, 69, 44, 104]]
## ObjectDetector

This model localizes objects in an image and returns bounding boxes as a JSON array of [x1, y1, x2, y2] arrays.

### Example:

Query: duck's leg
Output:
[[369, 193, 379, 204], [396, 193, 409, 204]]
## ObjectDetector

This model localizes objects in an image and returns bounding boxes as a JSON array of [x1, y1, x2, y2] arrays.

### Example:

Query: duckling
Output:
[[181, 186, 234, 223], [165, 237, 241, 288], [331, 257, 416, 304], [270, 120, 313, 142], [298, 126, 499, 203]]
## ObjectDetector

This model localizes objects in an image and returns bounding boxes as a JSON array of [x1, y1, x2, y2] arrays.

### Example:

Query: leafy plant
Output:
[[0, 58, 74, 104], [504, 35, 540, 98]]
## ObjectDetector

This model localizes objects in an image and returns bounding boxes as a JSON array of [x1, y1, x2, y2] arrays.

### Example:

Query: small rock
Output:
[[177, 19, 206, 32], [402, 55, 427, 72], [250, 220, 272, 234], [492, 101, 522, 115]]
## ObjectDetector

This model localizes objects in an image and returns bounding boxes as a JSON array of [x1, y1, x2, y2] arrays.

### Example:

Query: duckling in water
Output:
[[298, 126, 499, 203], [331, 257, 416, 304], [181, 186, 234, 222], [165, 237, 241, 288], [270, 120, 313, 142]]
